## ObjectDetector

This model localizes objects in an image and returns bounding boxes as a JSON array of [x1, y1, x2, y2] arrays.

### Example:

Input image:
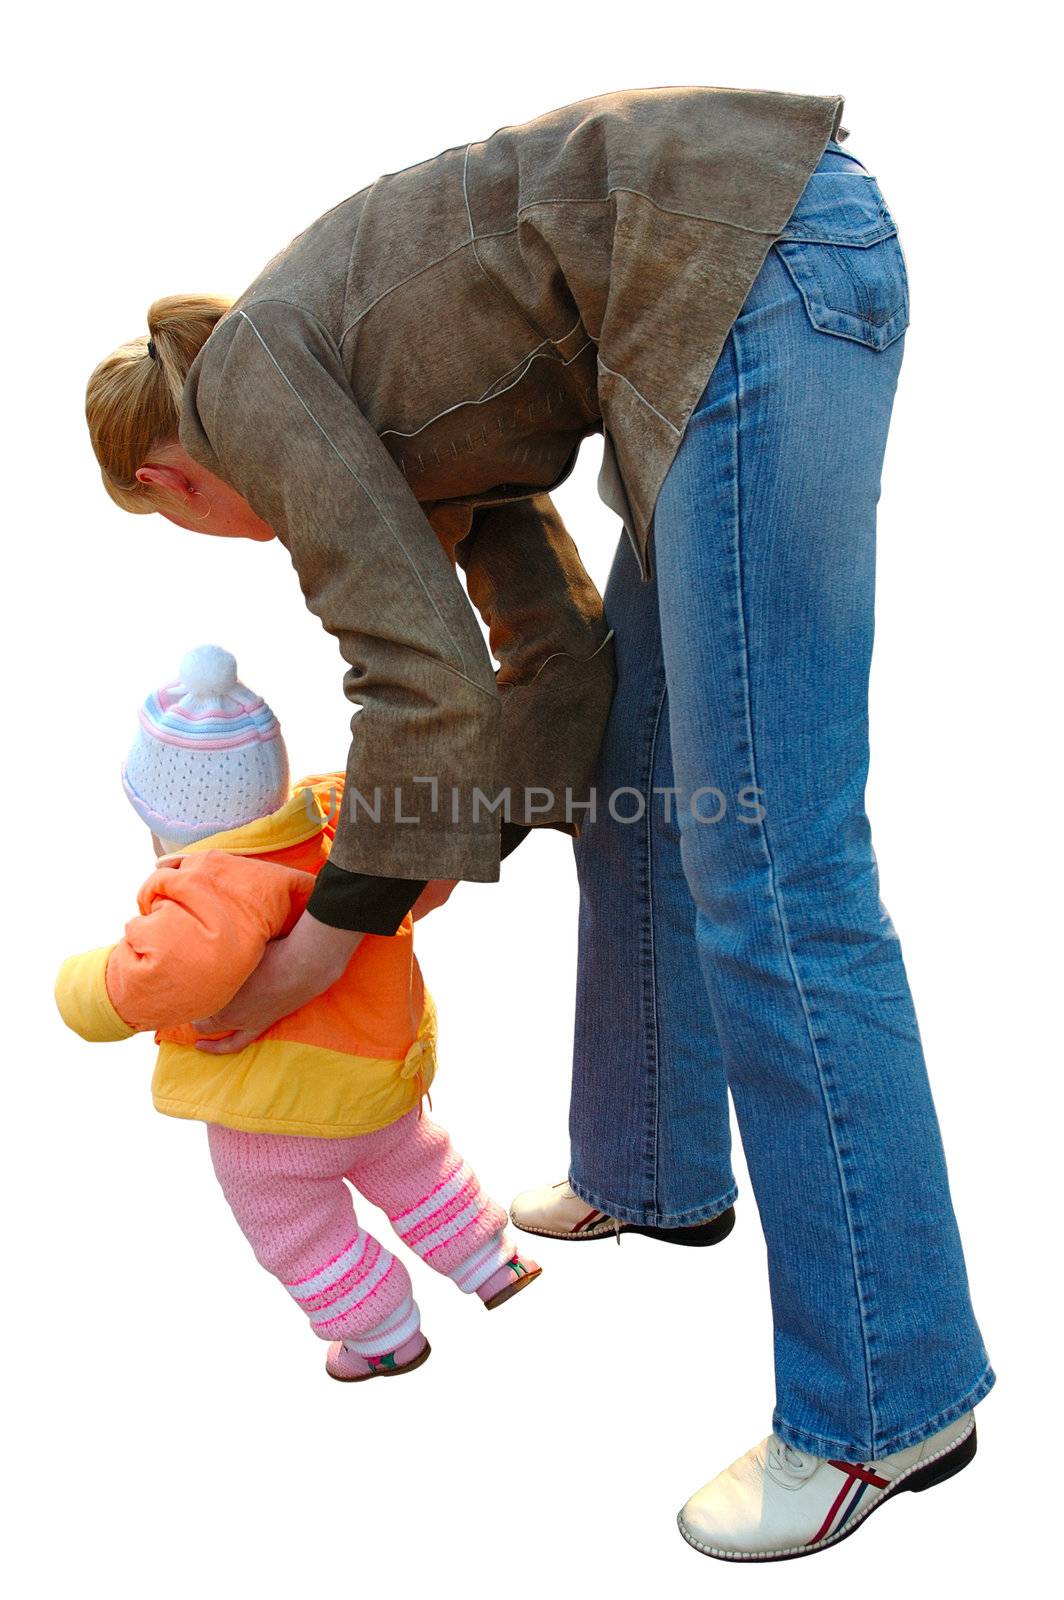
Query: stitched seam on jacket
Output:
[[232, 307, 493, 697], [596, 361, 682, 434], [462, 141, 494, 290], [470, 313, 585, 400], [463, 144, 589, 347], [463, 139, 589, 356], [499, 627, 615, 691], [378, 339, 595, 442], [471, 186, 784, 239], [338, 239, 474, 344]]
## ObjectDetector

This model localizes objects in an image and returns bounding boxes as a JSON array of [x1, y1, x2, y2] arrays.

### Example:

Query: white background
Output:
[[5, 5, 1059, 1594]]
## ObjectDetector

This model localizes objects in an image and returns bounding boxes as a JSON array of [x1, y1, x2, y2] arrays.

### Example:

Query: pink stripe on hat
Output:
[[135, 703, 284, 751]]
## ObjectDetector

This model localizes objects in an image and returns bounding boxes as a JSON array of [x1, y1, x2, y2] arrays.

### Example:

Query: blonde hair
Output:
[[85, 294, 232, 514]]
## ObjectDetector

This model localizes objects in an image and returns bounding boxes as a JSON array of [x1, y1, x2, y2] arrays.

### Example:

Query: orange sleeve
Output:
[[102, 852, 313, 1032]]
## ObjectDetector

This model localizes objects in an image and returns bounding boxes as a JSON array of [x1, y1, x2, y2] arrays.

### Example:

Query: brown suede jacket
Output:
[[178, 83, 848, 924]]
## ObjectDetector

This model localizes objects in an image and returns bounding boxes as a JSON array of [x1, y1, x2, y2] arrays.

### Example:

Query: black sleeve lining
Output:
[[306, 859, 427, 936], [500, 820, 532, 860], [306, 821, 533, 935]]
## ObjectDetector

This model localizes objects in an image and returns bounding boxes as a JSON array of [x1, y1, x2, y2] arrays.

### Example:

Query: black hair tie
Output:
[[146, 338, 157, 361]]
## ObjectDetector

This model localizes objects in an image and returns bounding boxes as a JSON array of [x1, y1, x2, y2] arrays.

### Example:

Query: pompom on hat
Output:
[[122, 645, 290, 850]]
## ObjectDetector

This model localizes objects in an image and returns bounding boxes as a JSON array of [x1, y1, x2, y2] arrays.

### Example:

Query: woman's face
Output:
[[134, 440, 277, 542]]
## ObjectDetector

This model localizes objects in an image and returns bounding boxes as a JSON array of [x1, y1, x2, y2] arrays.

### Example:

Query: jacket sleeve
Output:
[[305, 493, 613, 931], [53, 853, 310, 1040], [179, 299, 503, 884], [453, 493, 616, 831]]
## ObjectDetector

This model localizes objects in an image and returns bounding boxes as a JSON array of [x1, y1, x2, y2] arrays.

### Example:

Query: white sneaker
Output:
[[510, 1180, 621, 1239], [678, 1411, 977, 1562], [509, 1179, 736, 1246]]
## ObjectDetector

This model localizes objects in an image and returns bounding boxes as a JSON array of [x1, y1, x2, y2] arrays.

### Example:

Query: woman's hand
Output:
[[411, 879, 458, 920], [192, 911, 363, 1053]]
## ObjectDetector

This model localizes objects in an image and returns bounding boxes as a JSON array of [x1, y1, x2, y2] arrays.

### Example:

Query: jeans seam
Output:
[[634, 674, 664, 1209], [727, 316, 880, 1448], [645, 679, 669, 1217]]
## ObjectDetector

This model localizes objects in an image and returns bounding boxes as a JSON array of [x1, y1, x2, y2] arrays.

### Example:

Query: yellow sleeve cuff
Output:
[[54, 945, 138, 1043]]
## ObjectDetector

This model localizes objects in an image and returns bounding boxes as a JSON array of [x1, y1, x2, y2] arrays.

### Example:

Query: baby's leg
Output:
[[347, 1110, 539, 1303], [207, 1123, 423, 1363]]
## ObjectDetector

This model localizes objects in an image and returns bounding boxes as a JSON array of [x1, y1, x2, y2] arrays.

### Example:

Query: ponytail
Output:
[[85, 293, 232, 514]]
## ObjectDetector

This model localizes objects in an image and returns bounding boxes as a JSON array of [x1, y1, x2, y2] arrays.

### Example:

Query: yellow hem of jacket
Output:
[[150, 996, 438, 1139], [54, 945, 137, 1042], [150, 1093, 432, 1139]]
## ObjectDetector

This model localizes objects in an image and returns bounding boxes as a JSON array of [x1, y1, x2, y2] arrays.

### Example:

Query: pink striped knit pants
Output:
[[207, 1109, 514, 1357]]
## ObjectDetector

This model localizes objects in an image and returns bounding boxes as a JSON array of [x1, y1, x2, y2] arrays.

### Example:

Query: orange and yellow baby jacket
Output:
[[54, 773, 436, 1138]]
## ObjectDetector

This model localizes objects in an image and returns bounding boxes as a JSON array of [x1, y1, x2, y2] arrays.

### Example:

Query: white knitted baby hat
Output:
[[122, 645, 290, 849]]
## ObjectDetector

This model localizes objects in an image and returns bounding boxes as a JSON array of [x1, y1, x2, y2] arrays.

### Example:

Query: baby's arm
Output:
[[54, 852, 310, 1042]]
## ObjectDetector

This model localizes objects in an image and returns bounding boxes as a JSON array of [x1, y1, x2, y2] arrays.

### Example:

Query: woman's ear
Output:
[[135, 461, 192, 499]]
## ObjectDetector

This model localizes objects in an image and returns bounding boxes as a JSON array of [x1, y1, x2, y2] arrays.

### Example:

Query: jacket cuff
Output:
[[306, 860, 427, 935], [54, 945, 138, 1042]]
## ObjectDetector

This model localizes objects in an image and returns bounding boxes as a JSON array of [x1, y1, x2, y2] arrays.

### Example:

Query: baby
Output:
[[55, 645, 539, 1382]]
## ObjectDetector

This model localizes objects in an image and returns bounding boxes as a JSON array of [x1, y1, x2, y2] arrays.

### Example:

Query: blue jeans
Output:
[[570, 140, 995, 1459]]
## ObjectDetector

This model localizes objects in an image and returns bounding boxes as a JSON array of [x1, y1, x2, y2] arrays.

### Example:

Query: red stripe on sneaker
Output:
[[809, 1473, 854, 1545], [573, 1208, 603, 1232], [827, 1460, 890, 1490]]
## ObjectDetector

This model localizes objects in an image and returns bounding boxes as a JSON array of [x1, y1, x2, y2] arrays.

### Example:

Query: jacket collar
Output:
[[167, 775, 338, 860]]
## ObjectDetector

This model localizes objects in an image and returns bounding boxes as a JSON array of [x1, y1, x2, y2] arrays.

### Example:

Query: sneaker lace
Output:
[[767, 1435, 815, 1478]]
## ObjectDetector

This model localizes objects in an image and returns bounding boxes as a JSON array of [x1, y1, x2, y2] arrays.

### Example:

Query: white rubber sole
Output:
[[509, 1216, 618, 1241]]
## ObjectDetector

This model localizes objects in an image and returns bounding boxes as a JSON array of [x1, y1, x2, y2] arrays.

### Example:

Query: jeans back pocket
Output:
[[773, 172, 910, 351]]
